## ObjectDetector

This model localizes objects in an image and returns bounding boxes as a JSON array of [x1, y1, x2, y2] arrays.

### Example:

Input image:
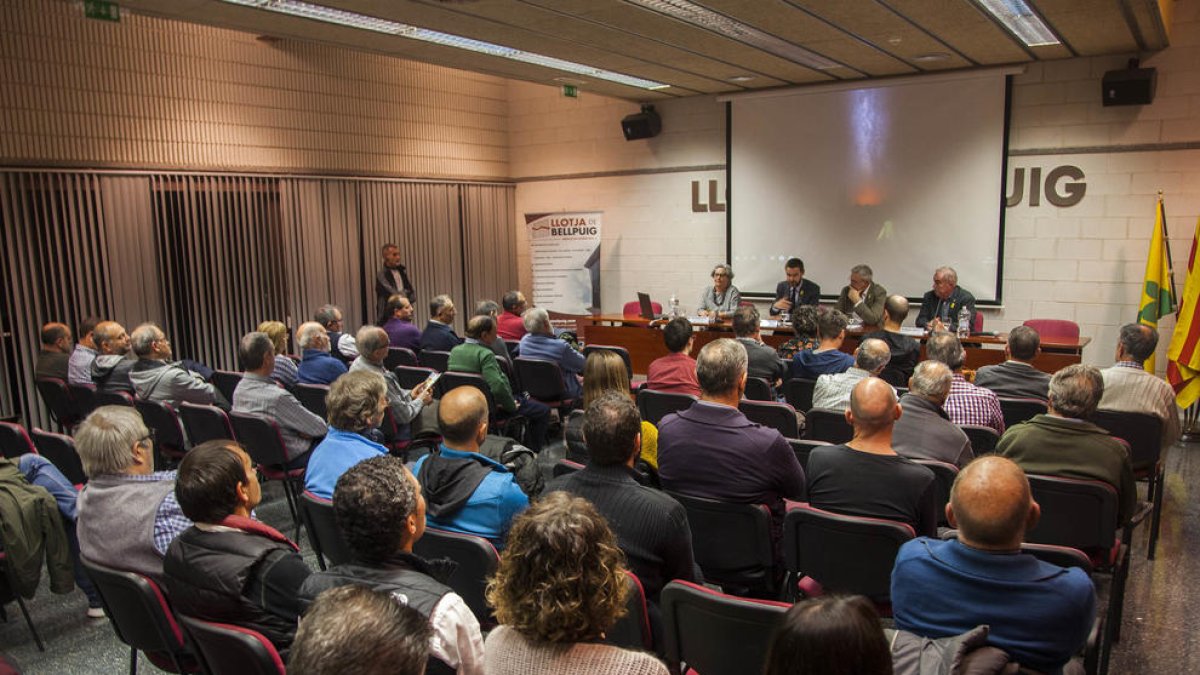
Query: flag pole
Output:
[[1160, 191, 1179, 304]]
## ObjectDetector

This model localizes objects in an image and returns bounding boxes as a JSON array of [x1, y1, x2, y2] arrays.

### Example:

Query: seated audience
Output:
[[290, 585, 431, 675], [806, 378, 938, 537], [75, 405, 193, 583], [304, 371, 390, 500], [68, 316, 101, 386], [835, 264, 887, 326], [891, 456, 1095, 673], [547, 391, 699, 606], [472, 299, 513, 361], [35, 322, 72, 380], [564, 350, 658, 467], [497, 290, 528, 341], [645, 317, 700, 396], [129, 322, 229, 409], [925, 332, 1004, 435], [1099, 323, 1182, 448], [892, 361, 974, 468], [421, 294, 464, 352], [257, 320, 299, 387], [697, 263, 741, 319], [915, 266, 976, 332], [518, 307, 586, 401], [863, 295, 920, 387], [412, 386, 529, 547], [91, 320, 135, 394], [382, 294, 422, 352], [658, 339, 806, 546], [299, 457, 484, 675], [973, 325, 1050, 400], [164, 441, 312, 657], [315, 304, 358, 362], [296, 321, 348, 385], [448, 315, 550, 451], [232, 331, 326, 468], [733, 305, 786, 391], [812, 337, 891, 410], [763, 596, 893, 675], [351, 326, 435, 439], [484, 492, 669, 675], [998, 364, 1136, 524], [776, 304, 820, 361], [791, 307, 854, 380]]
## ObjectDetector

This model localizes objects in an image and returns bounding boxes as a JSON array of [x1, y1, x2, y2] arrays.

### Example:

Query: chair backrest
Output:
[[743, 376, 774, 402], [411, 528, 499, 625], [582, 344, 634, 380], [35, 377, 79, 429], [300, 491, 354, 568], [787, 438, 830, 473], [211, 371, 243, 404], [665, 490, 776, 597], [972, 311, 984, 332], [552, 458, 585, 478], [959, 424, 999, 454], [82, 558, 193, 669], [739, 399, 799, 438], [911, 459, 959, 527], [1022, 319, 1080, 340], [998, 397, 1048, 429], [30, 428, 87, 485], [394, 365, 437, 391], [134, 399, 187, 452], [782, 503, 915, 603], [606, 570, 654, 652], [636, 389, 697, 426], [418, 350, 451, 373], [228, 412, 289, 468], [0, 421, 36, 459], [514, 357, 568, 404], [95, 390, 135, 407], [1020, 543, 1094, 574], [177, 402, 236, 445], [437, 371, 494, 410], [783, 377, 817, 413], [179, 615, 285, 675], [1091, 409, 1163, 473], [805, 407, 853, 444], [384, 347, 418, 370], [69, 382, 98, 418], [1025, 474, 1120, 554], [661, 580, 790, 675], [292, 383, 330, 421]]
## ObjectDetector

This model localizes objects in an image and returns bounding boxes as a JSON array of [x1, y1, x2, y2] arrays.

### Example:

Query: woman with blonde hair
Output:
[[565, 350, 659, 468], [258, 320, 299, 387], [484, 492, 667, 675]]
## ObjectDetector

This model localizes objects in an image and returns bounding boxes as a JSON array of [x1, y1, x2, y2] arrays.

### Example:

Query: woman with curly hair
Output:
[[563, 350, 659, 468], [775, 304, 820, 361], [484, 492, 668, 675]]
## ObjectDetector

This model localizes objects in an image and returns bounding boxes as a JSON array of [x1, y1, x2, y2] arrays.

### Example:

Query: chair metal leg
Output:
[[1148, 466, 1164, 560], [284, 479, 302, 542], [129, 644, 138, 675], [14, 595, 45, 651]]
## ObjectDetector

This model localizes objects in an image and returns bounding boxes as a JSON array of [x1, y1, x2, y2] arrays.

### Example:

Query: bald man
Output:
[[410, 386, 528, 547], [811, 337, 893, 410], [891, 456, 1096, 673], [35, 322, 72, 380], [805, 378, 938, 537], [862, 295, 921, 387]]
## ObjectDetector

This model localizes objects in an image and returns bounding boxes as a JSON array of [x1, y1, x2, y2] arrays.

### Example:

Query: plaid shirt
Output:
[[119, 471, 193, 556], [945, 373, 1005, 434]]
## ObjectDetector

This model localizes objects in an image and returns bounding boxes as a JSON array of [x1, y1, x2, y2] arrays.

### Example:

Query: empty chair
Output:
[[417, 350, 451, 373], [665, 490, 777, 598], [299, 491, 353, 571], [228, 412, 304, 539], [514, 357, 575, 408], [959, 424, 1000, 454], [805, 407, 853, 444], [30, 428, 87, 486], [998, 397, 1048, 429], [394, 365, 437, 391], [383, 346, 418, 370], [292, 383, 330, 421], [911, 459, 959, 527], [412, 527, 499, 626], [0, 421, 36, 460], [636, 389, 697, 426], [783, 377, 817, 413], [583, 344, 634, 380], [1092, 409, 1165, 559], [95, 390, 136, 407], [177, 403, 235, 445], [1022, 319, 1080, 341], [211, 371, 243, 404], [661, 580, 790, 675], [743, 376, 774, 402], [606, 571, 654, 652], [786, 438, 830, 473], [69, 382, 99, 418], [178, 615, 285, 675], [35, 377, 80, 432], [782, 503, 914, 607], [134, 399, 188, 461], [739, 399, 799, 438]]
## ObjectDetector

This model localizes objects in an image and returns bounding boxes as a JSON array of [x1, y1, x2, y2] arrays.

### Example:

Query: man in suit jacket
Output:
[[770, 257, 820, 316], [835, 264, 887, 326], [916, 266, 976, 331], [420, 294, 463, 352], [375, 243, 414, 323], [974, 325, 1051, 400]]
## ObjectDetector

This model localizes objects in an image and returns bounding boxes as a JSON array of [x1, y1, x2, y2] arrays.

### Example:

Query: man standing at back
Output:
[[1099, 323, 1181, 448], [974, 325, 1051, 400], [375, 243, 415, 323]]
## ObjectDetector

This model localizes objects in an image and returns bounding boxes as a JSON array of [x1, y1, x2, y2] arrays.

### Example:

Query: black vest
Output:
[[298, 552, 453, 618]]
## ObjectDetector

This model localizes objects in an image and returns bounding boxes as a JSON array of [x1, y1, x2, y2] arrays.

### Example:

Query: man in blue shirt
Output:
[[412, 386, 528, 547], [297, 321, 348, 385], [517, 307, 586, 401], [891, 455, 1095, 673]]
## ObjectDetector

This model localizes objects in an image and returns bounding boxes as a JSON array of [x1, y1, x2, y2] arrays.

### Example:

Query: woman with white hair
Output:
[[697, 263, 741, 319]]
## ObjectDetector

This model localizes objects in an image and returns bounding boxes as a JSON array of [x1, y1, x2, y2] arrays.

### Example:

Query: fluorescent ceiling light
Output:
[[222, 0, 670, 90], [972, 0, 1061, 47], [624, 0, 840, 71]]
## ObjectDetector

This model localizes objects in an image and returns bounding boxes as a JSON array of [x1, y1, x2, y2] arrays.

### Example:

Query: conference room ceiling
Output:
[[119, 0, 1172, 101]]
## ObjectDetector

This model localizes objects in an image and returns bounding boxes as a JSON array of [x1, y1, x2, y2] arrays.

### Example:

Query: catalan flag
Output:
[[1168, 215, 1200, 407], [1138, 198, 1175, 373]]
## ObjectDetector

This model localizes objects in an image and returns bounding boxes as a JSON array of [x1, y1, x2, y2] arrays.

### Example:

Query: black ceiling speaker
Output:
[[1102, 59, 1157, 107], [622, 104, 662, 141]]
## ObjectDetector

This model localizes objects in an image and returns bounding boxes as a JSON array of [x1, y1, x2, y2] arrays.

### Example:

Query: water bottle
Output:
[[957, 306, 972, 338], [669, 292, 680, 318]]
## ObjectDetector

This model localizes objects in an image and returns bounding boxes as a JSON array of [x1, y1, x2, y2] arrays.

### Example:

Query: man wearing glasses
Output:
[[128, 323, 230, 410]]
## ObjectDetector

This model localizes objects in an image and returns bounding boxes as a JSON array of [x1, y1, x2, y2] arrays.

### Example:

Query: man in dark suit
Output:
[[419, 294, 463, 352], [916, 266, 976, 331], [974, 325, 1051, 400], [770, 257, 820, 316], [835, 264, 888, 326], [375, 243, 414, 324]]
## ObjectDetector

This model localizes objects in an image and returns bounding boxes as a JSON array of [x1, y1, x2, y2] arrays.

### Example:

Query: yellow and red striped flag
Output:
[[1168, 215, 1200, 407], [1138, 198, 1176, 373]]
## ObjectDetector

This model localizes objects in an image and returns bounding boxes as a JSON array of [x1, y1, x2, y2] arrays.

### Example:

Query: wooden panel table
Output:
[[573, 315, 1090, 376]]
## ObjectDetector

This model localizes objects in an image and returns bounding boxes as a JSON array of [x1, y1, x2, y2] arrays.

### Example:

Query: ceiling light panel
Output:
[[972, 0, 1061, 47]]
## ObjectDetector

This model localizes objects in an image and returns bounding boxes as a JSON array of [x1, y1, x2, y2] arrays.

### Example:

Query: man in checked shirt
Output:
[[925, 332, 1005, 436]]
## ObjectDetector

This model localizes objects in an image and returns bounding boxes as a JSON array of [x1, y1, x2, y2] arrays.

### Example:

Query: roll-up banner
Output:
[[525, 212, 602, 315]]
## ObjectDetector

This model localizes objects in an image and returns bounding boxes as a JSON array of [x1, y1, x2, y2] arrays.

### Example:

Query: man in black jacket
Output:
[[770, 257, 820, 316], [375, 242, 415, 323]]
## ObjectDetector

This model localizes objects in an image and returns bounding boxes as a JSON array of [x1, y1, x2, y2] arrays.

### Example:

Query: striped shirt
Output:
[[232, 373, 328, 460], [944, 373, 1005, 435], [1100, 362, 1181, 447]]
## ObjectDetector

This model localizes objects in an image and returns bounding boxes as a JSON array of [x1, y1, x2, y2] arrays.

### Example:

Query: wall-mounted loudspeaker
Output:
[[1101, 59, 1156, 107], [622, 104, 662, 141]]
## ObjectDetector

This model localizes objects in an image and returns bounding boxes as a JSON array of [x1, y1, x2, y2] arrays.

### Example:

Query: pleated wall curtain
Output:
[[0, 170, 516, 430]]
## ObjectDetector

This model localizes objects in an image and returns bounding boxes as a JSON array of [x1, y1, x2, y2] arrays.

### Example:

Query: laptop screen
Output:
[[637, 292, 655, 320]]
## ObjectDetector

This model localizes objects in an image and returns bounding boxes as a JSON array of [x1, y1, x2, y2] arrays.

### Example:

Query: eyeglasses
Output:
[[713, 273, 730, 278]]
